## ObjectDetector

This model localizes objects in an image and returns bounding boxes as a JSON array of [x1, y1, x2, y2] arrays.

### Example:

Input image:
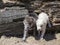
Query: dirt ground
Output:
[[0, 32, 60, 45]]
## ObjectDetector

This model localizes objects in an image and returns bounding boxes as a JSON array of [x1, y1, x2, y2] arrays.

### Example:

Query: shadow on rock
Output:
[[44, 31, 57, 41]]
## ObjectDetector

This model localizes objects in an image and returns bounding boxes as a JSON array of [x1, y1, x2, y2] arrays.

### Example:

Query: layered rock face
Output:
[[0, 0, 60, 33]]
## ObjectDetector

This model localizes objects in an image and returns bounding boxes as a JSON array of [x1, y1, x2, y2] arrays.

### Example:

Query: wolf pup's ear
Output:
[[25, 15, 29, 18]]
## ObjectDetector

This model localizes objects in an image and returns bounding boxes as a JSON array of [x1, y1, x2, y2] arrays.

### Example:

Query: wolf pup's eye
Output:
[[40, 25, 43, 27]]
